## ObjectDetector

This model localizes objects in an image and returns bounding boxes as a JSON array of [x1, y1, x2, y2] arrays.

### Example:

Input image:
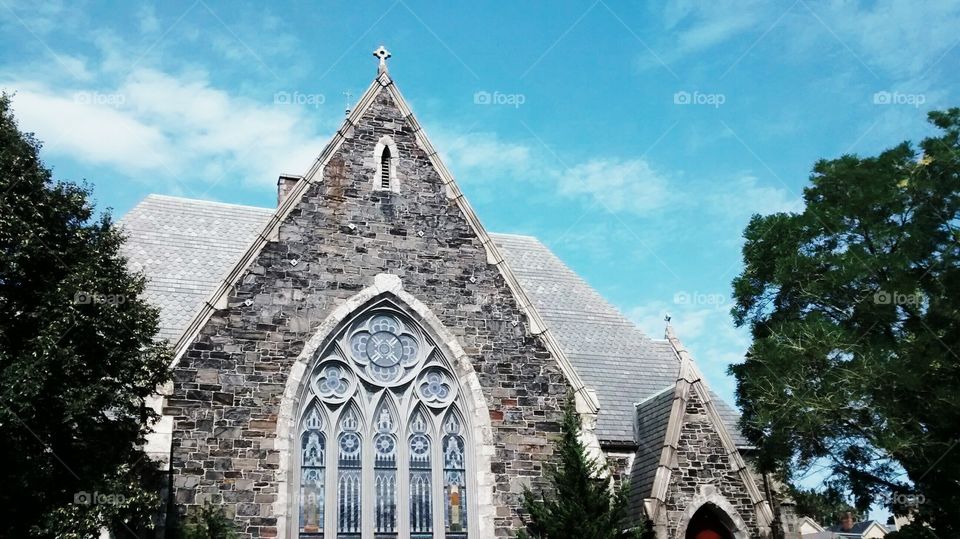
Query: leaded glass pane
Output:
[[299, 408, 324, 538], [337, 409, 362, 539], [409, 429, 432, 538], [299, 467, 324, 537], [443, 414, 467, 538]]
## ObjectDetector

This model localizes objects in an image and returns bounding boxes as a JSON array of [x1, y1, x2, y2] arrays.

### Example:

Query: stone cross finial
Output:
[[373, 45, 391, 74]]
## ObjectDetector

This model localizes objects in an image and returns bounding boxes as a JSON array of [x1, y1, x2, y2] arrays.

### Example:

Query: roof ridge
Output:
[[142, 194, 274, 213], [488, 232, 540, 241]]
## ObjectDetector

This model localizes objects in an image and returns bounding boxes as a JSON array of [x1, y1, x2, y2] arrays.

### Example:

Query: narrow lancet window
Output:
[[299, 406, 325, 538], [443, 413, 468, 538], [380, 146, 392, 189], [337, 407, 362, 538], [409, 410, 433, 538], [374, 404, 398, 536]]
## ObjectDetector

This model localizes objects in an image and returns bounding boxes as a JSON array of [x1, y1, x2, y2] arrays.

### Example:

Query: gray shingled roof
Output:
[[628, 385, 675, 514], [493, 234, 747, 447], [119, 195, 274, 343], [119, 195, 746, 446]]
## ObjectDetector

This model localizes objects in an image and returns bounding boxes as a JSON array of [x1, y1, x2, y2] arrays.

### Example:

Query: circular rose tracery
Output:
[[346, 313, 422, 385], [367, 331, 403, 367]]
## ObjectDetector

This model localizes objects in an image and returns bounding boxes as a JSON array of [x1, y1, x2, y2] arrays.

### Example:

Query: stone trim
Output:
[[674, 485, 750, 539], [372, 134, 399, 192], [643, 324, 774, 535], [273, 274, 496, 539]]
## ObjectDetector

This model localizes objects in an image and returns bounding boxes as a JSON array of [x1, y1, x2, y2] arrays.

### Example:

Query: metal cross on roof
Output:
[[373, 45, 391, 74]]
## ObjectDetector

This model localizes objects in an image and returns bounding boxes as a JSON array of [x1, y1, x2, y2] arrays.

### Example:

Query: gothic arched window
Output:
[[296, 302, 472, 538], [374, 136, 398, 192]]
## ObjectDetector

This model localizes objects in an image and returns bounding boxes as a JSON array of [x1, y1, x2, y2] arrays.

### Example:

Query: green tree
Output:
[[788, 483, 855, 527], [179, 504, 238, 539], [517, 393, 651, 539], [0, 93, 171, 537], [729, 108, 960, 536]]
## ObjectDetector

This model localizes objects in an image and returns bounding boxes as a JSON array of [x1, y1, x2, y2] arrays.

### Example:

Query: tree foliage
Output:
[[179, 504, 238, 539], [789, 483, 855, 528], [0, 93, 171, 537], [730, 108, 960, 536], [517, 393, 651, 539]]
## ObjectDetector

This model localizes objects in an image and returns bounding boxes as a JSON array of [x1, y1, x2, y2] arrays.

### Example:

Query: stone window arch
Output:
[[295, 300, 474, 538], [373, 135, 399, 192]]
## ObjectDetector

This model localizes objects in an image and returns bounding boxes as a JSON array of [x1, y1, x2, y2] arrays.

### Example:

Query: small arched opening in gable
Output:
[[374, 135, 399, 192]]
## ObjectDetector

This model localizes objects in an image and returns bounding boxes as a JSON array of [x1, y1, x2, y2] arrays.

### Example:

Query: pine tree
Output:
[[0, 93, 171, 537], [518, 393, 652, 539]]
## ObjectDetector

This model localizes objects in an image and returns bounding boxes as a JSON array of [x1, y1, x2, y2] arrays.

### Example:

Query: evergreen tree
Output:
[[518, 393, 651, 539], [0, 93, 171, 537]]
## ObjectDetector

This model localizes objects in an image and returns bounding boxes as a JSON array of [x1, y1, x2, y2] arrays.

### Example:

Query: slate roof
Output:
[[119, 195, 274, 343], [493, 233, 747, 447], [628, 385, 675, 510], [119, 195, 747, 447], [827, 521, 888, 536]]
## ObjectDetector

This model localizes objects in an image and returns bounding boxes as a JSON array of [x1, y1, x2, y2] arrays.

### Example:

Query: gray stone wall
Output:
[[167, 87, 570, 537], [664, 391, 764, 538]]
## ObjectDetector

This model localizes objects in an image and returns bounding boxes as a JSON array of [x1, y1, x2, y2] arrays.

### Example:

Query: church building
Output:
[[121, 48, 793, 539]]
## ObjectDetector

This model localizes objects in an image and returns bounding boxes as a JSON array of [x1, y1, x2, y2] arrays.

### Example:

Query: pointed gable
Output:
[[635, 325, 774, 537]]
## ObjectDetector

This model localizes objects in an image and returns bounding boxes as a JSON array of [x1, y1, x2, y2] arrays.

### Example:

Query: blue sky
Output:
[[1, 0, 957, 448]]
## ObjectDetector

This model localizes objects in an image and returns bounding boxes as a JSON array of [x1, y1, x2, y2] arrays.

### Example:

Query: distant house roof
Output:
[[120, 194, 747, 446], [827, 520, 889, 537]]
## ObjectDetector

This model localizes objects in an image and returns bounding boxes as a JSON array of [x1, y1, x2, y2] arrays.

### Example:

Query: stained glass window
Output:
[[299, 406, 324, 537], [443, 414, 467, 538], [337, 408, 362, 538], [297, 305, 472, 537], [409, 411, 433, 538], [374, 405, 397, 537]]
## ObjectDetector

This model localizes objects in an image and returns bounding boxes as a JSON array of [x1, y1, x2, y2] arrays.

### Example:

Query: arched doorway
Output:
[[684, 504, 735, 539]]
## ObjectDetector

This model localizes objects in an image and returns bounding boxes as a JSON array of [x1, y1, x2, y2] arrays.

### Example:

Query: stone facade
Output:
[[664, 391, 763, 538], [167, 87, 571, 537]]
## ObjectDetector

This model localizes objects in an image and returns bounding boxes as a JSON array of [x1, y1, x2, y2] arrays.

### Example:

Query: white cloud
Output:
[[555, 158, 673, 214], [650, 0, 960, 80], [706, 173, 803, 221], [5, 68, 329, 190], [431, 127, 534, 179], [9, 86, 172, 170]]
